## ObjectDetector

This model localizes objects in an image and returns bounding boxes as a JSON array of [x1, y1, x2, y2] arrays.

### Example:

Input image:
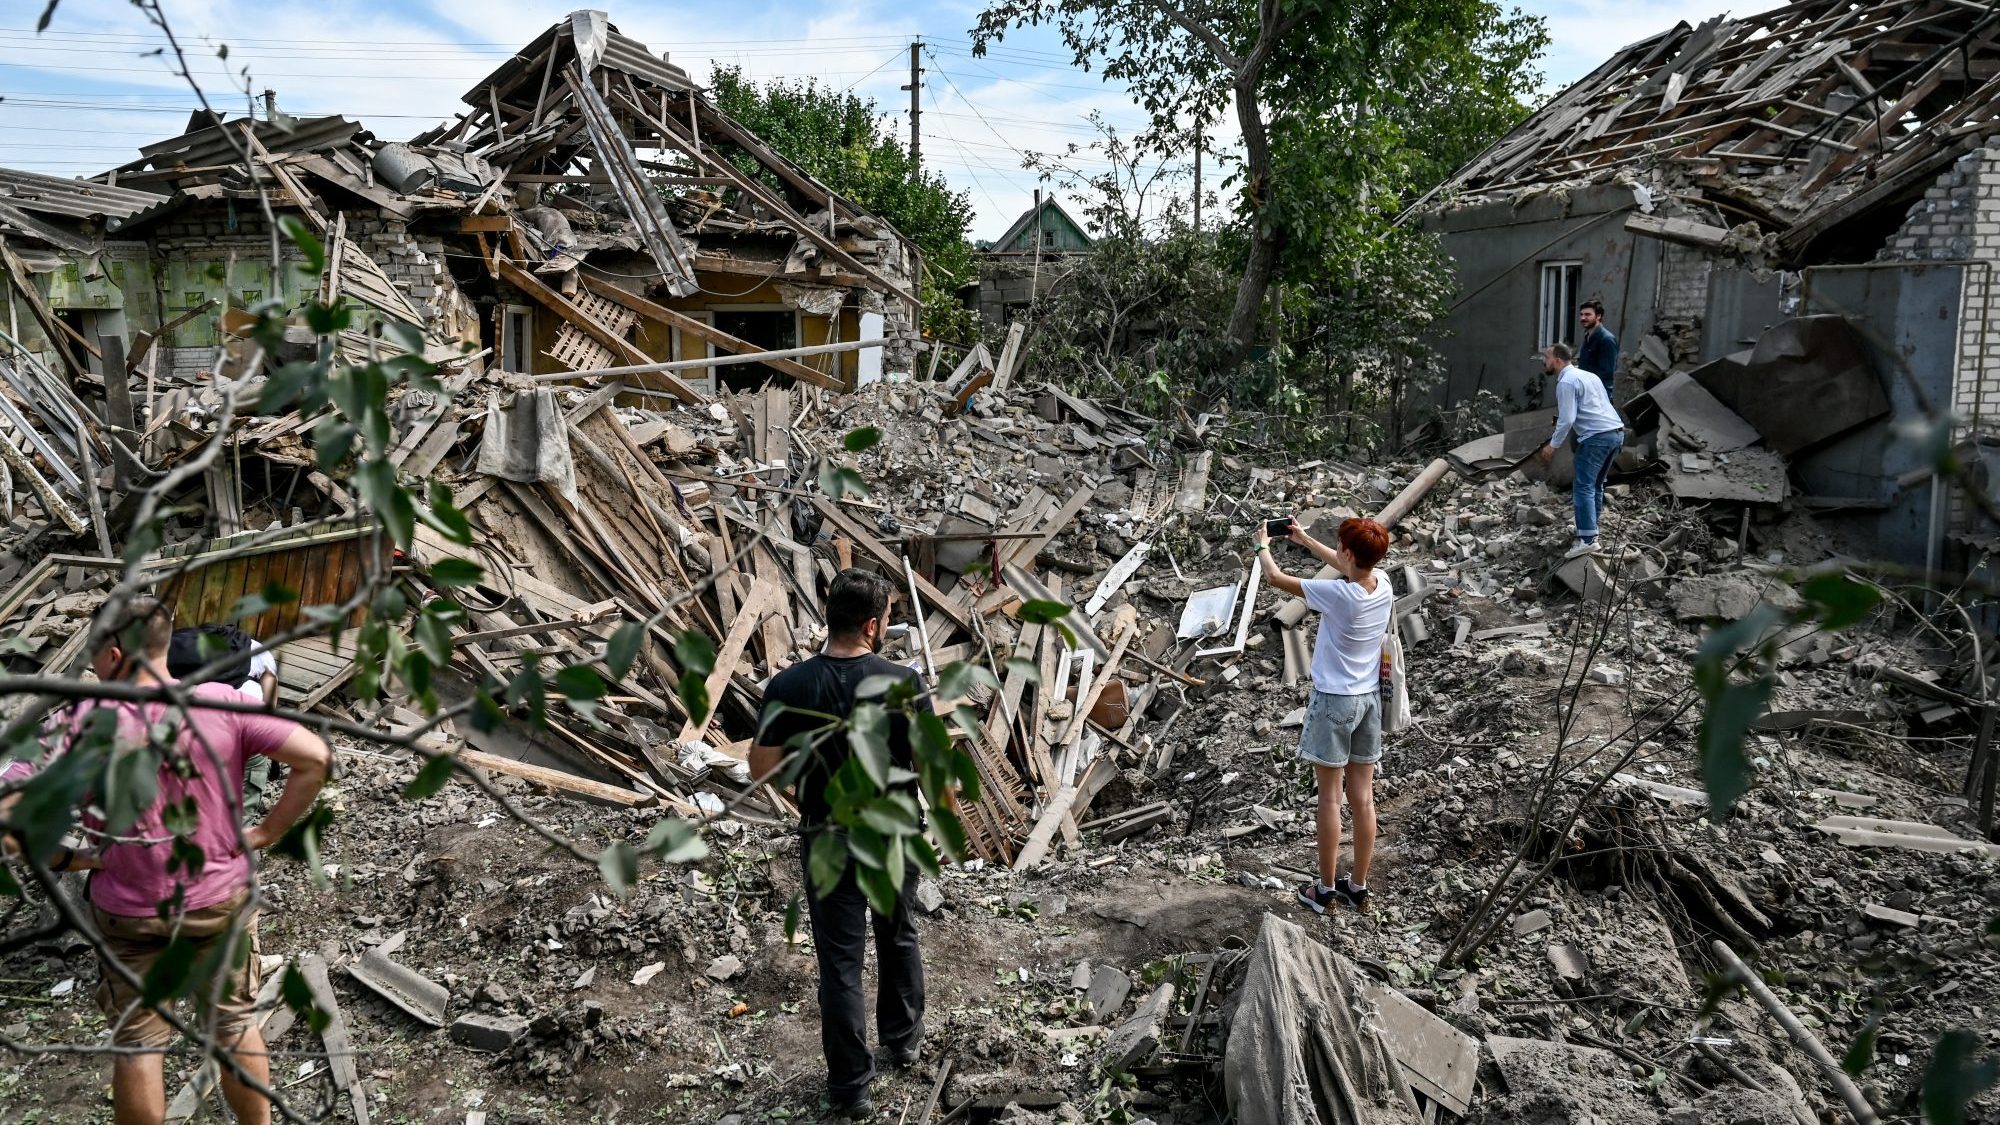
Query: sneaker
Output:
[[1562, 538, 1599, 560], [1296, 881, 1337, 915], [1333, 875, 1374, 915], [885, 1039, 922, 1068]]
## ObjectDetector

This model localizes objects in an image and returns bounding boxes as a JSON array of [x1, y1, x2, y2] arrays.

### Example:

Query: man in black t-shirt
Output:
[[751, 568, 924, 1119]]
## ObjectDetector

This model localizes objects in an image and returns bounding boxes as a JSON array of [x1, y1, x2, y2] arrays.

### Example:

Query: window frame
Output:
[[1538, 261, 1583, 351]]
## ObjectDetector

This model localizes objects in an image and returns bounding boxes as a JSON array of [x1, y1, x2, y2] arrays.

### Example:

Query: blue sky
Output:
[[1, 0, 1748, 240]]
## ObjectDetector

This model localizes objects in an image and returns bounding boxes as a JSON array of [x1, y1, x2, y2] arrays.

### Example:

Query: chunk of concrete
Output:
[[1862, 904, 1919, 929], [1100, 983, 1175, 1073], [914, 878, 945, 915], [347, 947, 449, 1027], [705, 955, 743, 981], [1555, 554, 1617, 603], [450, 1012, 528, 1052], [1086, 964, 1132, 1025], [1546, 942, 1589, 992], [1513, 909, 1552, 937]]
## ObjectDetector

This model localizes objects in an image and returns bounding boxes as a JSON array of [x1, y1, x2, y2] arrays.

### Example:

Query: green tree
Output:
[[707, 65, 979, 342], [972, 0, 1547, 364]]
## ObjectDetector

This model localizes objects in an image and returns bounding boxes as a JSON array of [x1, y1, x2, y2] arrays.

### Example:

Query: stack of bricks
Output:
[[348, 213, 454, 329], [1654, 239, 1713, 325]]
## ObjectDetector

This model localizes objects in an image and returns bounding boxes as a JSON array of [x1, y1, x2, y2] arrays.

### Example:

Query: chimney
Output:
[[1033, 188, 1042, 208], [262, 89, 277, 119]]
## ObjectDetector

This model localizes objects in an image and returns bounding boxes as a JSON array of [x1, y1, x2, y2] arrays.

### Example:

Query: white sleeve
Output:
[[248, 648, 276, 679]]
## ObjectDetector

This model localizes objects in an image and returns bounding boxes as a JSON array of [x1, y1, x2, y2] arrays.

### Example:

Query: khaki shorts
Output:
[[92, 891, 261, 1049]]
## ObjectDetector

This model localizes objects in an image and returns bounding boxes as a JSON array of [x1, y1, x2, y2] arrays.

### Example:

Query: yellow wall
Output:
[[517, 273, 859, 390]]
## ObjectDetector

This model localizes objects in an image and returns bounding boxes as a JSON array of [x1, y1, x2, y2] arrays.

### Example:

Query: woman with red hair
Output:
[[1254, 516, 1393, 914]]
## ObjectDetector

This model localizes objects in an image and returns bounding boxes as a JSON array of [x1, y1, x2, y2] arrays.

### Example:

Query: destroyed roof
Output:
[[0, 166, 168, 251], [1426, 0, 2000, 254], [105, 113, 376, 186], [456, 9, 694, 102]]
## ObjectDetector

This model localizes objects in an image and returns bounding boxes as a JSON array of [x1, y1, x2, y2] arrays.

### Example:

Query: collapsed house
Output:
[[1419, 0, 2000, 569], [968, 191, 1093, 329], [1, 10, 922, 416]]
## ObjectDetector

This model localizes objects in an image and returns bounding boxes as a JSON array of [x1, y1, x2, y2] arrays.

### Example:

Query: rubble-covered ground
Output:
[[4, 383, 1999, 1124]]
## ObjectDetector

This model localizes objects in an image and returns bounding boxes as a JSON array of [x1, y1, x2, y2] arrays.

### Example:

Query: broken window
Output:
[[1539, 261, 1581, 350], [711, 307, 797, 392], [671, 311, 717, 397]]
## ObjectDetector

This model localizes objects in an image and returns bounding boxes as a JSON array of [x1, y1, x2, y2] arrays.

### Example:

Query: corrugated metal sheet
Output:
[[124, 116, 371, 173], [0, 167, 165, 220]]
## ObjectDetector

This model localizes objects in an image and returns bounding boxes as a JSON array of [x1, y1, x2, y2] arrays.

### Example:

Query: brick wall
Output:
[[1655, 241, 1711, 323]]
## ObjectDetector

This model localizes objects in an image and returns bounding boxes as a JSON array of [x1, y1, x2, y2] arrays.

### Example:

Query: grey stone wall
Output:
[[1655, 241, 1712, 323]]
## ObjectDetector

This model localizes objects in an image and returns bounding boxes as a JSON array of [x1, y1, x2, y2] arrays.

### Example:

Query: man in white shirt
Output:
[[1535, 342, 1624, 558]]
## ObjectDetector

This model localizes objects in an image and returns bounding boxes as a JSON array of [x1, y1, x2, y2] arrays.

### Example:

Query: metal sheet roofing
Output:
[[0, 167, 166, 221]]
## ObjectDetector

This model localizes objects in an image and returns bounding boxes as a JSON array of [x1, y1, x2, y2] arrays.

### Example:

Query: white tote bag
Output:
[[1380, 593, 1412, 735]]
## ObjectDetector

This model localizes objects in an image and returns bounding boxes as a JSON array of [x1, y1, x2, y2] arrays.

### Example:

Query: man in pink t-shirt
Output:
[[3, 596, 330, 1125]]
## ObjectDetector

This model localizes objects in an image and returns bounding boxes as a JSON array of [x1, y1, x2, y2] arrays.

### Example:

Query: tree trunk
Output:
[[1224, 76, 1281, 366]]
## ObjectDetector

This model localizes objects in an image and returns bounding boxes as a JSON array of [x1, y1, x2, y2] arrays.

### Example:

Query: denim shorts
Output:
[[1297, 690, 1383, 768]]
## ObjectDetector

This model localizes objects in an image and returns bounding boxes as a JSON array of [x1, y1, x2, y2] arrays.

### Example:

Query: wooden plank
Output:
[[811, 497, 977, 639], [453, 746, 657, 807], [1010, 785, 1075, 871], [674, 578, 780, 743], [578, 274, 841, 391], [298, 951, 369, 1125]]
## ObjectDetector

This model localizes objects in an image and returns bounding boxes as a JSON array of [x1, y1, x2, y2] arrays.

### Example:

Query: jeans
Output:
[[802, 847, 924, 1102], [1572, 429, 1623, 539]]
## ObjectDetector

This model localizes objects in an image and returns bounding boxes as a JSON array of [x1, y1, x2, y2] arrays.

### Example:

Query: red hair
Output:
[[1338, 517, 1389, 570]]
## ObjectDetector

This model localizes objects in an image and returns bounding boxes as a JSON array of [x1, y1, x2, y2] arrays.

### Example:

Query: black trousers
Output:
[[801, 850, 924, 1101]]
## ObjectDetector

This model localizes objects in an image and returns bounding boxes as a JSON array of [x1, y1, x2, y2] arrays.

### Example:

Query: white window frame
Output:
[[499, 304, 533, 373], [1539, 261, 1582, 350], [671, 310, 717, 397]]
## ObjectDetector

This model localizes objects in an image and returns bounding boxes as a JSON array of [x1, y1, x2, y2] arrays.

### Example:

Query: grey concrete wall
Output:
[[1426, 183, 1662, 413]]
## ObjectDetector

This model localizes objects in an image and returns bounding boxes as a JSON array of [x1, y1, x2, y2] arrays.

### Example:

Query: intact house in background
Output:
[[968, 191, 1092, 329], [1419, 0, 2000, 572], [0, 7, 924, 439]]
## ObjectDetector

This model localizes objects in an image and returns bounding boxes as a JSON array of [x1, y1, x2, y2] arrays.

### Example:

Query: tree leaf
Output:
[[605, 623, 644, 681], [673, 629, 716, 676], [141, 936, 197, 1005], [280, 216, 325, 274], [281, 963, 330, 1035], [783, 893, 802, 944], [1698, 679, 1772, 822], [808, 831, 848, 898], [427, 558, 485, 589], [597, 841, 639, 897], [1923, 1031, 2000, 1125], [100, 745, 161, 838], [1003, 657, 1041, 684], [554, 664, 605, 721], [1016, 599, 1072, 625], [1801, 572, 1881, 631], [857, 863, 897, 916], [401, 754, 456, 802], [1843, 1006, 1883, 1077], [843, 426, 882, 452], [644, 817, 708, 864], [847, 703, 891, 789]]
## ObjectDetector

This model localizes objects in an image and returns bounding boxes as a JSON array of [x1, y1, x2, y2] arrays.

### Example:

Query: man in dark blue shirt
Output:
[[751, 568, 924, 1119], [1576, 298, 1619, 399]]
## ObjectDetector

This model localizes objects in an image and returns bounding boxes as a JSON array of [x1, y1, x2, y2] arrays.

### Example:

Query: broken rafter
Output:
[[563, 66, 699, 297]]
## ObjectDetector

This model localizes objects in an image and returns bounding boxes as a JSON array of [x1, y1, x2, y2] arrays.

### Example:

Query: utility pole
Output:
[[1193, 129, 1203, 233], [902, 39, 924, 175]]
